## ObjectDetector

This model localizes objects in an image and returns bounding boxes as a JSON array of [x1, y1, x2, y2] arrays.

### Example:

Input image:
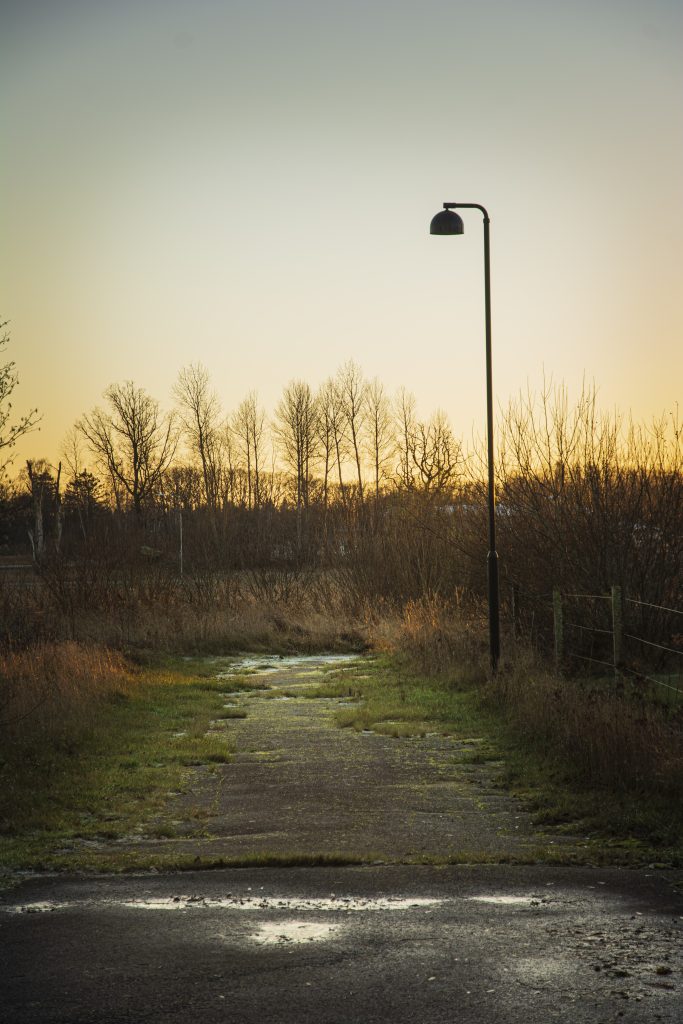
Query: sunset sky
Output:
[[2, 0, 682, 471]]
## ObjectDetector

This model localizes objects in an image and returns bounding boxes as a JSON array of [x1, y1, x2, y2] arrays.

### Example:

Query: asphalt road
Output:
[[2, 864, 681, 1023]]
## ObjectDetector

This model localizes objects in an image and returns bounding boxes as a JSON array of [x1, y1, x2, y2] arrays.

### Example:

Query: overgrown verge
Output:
[[0, 642, 132, 755], [360, 597, 683, 859], [481, 651, 683, 851], [0, 646, 242, 873], [0, 566, 368, 654]]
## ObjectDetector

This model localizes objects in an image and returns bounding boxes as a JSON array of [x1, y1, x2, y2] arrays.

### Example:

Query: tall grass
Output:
[[0, 642, 132, 756], [0, 566, 366, 654], [369, 593, 487, 684], [484, 648, 683, 800], [373, 594, 683, 804]]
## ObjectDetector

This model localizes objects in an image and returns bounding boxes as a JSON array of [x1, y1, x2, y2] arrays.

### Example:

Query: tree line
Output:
[[0, 325, 680, 641], [6, 359, 465, 553]]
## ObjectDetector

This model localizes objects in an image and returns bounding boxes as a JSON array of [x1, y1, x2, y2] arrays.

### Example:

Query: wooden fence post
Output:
[[511, 582, 521, 640], [611, 585, 623, 677], [178, 509, 183, 578], [553, 589, 563, 671]]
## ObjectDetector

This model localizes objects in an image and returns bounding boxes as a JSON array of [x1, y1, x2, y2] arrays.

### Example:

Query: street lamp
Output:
[[430, 202, 500, 672]]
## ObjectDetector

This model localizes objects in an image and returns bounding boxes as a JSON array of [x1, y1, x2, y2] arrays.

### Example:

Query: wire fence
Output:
[[508, 582, 683, 701]]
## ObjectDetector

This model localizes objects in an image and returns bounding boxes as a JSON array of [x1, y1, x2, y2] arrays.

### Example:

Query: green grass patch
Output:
[[487, 732, 683, 855], [0, 849, 378, 880], [303, 678, 364, 700], [129, 652, 273, 689], [185, 675, 271, 694], [328, 656, 484, 739], [0, 665, 237, 873], [328, 654, 683, 863]]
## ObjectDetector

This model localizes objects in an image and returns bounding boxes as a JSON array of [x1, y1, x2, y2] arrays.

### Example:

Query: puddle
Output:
[[2, 895, 445, 915], [116, 895, 445, 912], [2, 901, 73, 914], [217, 654, 360, 677], [466, 895, 547, 906], [251, 920, 341, 945]]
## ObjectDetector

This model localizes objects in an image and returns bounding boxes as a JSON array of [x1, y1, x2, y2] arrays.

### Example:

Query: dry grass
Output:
[[0, 642, 133, 754], [485, 648, 683, 799], [371, 594, 683, 803], [368, 593, 487, 685], [0, 570, 366, 655]]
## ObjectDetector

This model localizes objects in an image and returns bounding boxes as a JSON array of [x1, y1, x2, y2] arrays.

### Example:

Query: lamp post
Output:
[[430, 202, 500, 672]]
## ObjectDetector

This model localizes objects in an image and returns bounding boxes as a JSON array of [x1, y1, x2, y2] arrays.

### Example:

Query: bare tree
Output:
[[319, 376, 348, 505], [173, 363, 222, 511], [394, 387, 417, 489], [163, 463, 204, 510], [53, 461, 64, 553], [77, 381, 178, 515], [410, 410, 461, 493], [218, 420, 240, 507], [26, 459, 57, 560], [317, 379, 338, 511], [364, 377, 394, 502], [232, 392, 266, 509], [337, 360, 367, 501], [492, 380, 683, 605], [60, 426, 85, 480], [0, 320, 40, 472], [64, 468, 103, 541], [274, 380, 319, 549]]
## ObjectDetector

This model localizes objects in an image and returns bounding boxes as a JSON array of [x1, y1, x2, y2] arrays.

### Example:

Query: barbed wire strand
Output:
[[569, 652, 615, 670], [565, 622, 613, 636], [625, 598, 683, 617], [624, 634, 683, 658], [621, 665, 683, 697]]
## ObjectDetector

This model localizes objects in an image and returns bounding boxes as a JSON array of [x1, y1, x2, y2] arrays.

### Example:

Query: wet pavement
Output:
[[2, 863, 681, 1023]]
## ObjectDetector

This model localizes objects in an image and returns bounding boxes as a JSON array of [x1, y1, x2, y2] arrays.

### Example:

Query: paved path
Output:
[[104, 654, 554, 863], [2, 864, 681, 1023]]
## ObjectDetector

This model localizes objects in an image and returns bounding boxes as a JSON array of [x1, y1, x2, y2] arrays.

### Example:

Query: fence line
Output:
[[569, 652, 615, 671], [515, 581, 682, 699]]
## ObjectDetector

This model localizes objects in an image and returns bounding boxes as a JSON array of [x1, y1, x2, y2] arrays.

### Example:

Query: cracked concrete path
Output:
[[101, 655, 565, 863]]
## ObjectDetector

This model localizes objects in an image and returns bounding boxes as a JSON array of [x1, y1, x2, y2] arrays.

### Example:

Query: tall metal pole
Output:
[[441, 203, 500, 672], [482, 213, 500, 672]]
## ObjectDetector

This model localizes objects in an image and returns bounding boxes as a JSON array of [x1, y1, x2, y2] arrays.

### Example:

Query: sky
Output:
[[2, 0, 682, 471]]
